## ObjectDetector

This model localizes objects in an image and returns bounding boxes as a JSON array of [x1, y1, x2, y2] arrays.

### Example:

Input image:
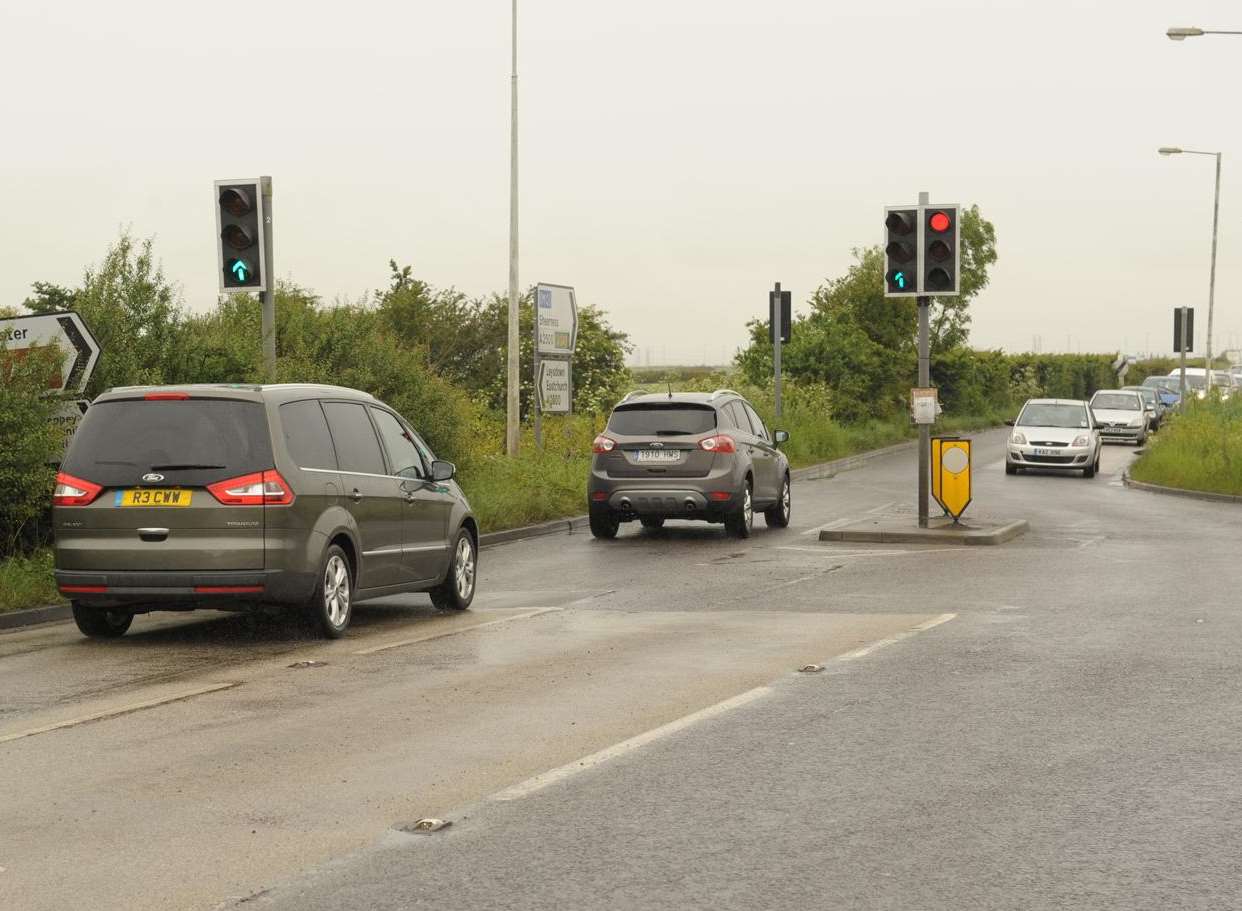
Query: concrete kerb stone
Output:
[[0, 438, 930, 633], [820, 519, 1029, 547], [1122, 472, 1242, 505]]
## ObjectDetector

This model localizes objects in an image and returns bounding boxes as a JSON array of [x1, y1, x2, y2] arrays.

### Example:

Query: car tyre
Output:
[[764, 474, 791, 528], [1083, 459, 1096, 478], [725, 479, 754, 539], [431, 528, 476, 611], [639, 517, 665, 531], [589, 508, 620, 540], [71, 602, 133, 639], [1005, 462, 1018, 476], [307, 544, 353, 638]]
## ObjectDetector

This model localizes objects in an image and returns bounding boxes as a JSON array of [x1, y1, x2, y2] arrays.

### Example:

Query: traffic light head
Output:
[[884, 207, 919, 297], [922, 205, 959, 295], [215, 179, 266, 293]]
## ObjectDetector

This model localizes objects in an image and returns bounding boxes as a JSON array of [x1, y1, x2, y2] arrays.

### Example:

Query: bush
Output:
[[0, 347, 63, 555], [1129, 399, 1242, 496]]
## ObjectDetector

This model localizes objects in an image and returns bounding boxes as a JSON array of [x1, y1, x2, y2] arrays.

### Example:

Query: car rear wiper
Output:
[[148, 463, 227, 471]]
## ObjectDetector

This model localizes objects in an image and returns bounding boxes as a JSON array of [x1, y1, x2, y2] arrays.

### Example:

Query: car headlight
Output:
[[1128, 417, 1144, 427], [1011, 432, 1027, 445], [1072, 435, 1089, 447]]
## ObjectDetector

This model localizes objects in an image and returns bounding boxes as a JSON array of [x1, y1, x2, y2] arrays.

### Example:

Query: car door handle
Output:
[[350, 488, 363, 503]]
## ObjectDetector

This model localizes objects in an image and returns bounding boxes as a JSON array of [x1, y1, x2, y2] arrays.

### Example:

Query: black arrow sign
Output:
[[57, 315, 95, 393]]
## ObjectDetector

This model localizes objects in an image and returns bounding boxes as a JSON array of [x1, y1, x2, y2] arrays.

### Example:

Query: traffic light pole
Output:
[[505, 0, 520, 457], [773, 281, 783, 419], [260, 176, 275, 382], [916, 190, 930, 529]]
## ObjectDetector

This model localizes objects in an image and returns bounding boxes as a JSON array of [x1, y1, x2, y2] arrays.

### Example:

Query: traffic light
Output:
[[921, 205, 959, 295], [884, 207, 918, 297], [214, 179, 266, 292]]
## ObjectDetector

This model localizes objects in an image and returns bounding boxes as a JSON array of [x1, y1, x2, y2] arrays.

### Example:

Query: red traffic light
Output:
[[928, 211, 951, 233]]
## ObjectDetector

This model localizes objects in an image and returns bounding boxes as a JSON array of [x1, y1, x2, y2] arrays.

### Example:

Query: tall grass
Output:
[[0, 549, 60, 613], [1129, 398, 1242, 496]]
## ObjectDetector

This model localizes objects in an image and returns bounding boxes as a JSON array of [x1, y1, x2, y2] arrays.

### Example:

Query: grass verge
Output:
[[0, 549, 61, 615], [1129, 398, 1242, 496]]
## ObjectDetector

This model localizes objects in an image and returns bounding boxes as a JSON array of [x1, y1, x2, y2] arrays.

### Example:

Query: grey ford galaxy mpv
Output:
[[52, 384, 478, 639], [588, 390, 791, 539]]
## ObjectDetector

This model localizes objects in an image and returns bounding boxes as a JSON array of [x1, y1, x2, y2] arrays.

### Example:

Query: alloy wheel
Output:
[[324, 554, 351, 628], [454, 536, 476, 601]]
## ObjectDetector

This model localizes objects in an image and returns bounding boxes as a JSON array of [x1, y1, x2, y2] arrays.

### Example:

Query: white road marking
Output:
[[835, 612, 957, 661], [0, 682, 239, 745], [801, 516, 856, 536], [353, 607, 561, 656], [777, 546, 962, 557], [489, 612, 957, 805], [770, 565, 844, 589], [864, 500, 899, 515], [490, 686, 773, 802]]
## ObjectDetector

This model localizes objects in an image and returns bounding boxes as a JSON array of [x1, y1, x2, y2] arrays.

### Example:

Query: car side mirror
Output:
[[774, 430, 789, 445], [431, 460, 456, 482]]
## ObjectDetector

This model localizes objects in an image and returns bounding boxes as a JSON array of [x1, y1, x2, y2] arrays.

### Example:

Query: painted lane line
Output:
[[491, 686, 773, 803], [0, 682, 239, 745], [835, 612, 957, 661], [777, 546, 962, 557], [801, 516, 856, 536], [864, 500, 899, 515], [353, 607, 562, 656]]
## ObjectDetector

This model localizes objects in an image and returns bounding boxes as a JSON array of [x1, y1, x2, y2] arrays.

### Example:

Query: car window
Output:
[[1017, 403, 1089, 428], [725, 402, 751, 434], [370, 407, 425, 479], [608, 405, 717, 436], [1091, 393, 1141, 411], [280, 400, 338, 470], [322, 402, 387, 475], [743, 403, 769, 441]]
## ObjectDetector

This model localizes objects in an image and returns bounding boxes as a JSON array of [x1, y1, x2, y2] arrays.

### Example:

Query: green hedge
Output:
[[0, 347, 63, 556]]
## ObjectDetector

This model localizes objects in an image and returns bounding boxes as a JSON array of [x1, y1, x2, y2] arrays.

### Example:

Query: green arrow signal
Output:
[[230, 260, 250, 282]]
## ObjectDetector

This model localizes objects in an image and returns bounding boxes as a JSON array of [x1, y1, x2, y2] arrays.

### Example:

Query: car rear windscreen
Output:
[[607, 405, 717, 436], [62, 398, 273, 486]]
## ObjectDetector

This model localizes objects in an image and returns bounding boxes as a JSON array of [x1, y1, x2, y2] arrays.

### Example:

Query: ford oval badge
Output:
[[142, 473, 165, 483]]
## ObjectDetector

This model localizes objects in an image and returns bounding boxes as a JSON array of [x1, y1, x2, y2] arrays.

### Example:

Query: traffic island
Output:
[[820, 516, 1029, 546]]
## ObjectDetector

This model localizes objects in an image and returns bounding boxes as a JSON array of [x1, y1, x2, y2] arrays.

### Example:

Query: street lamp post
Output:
[[506, 0, 520, 456], [1167, 26, 1242, 40], [1159, 147, 1222, 389]]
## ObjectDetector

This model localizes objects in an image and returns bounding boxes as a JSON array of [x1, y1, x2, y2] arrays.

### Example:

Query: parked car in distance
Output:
[[1005, 398, 1101, 477], [1167, 368, 1221, 400], [588, 390, 791, 539], [53, 384, 478, 639], [1122, 385, 1163, 431], [1141, 375, 1182, 410], [1090, 389, 1148, 445]]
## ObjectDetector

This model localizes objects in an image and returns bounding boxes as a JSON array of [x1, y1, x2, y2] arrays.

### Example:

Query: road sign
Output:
[[51, 399, 90, 457], [537, 358, 572, 414], [215, 178, 267, 293], [911, 387, 939, 425], [535, 283, 577, 356], [1174, 307, 1195, 353], [768, 290, 791, 344], [932, 437, 972, 522], [0, 311, 101, 394]]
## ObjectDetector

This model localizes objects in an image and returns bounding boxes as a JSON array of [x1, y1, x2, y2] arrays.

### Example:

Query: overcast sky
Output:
[[2, 1, 1241, 364]]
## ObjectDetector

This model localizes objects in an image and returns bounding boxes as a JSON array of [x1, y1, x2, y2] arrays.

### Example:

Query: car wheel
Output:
[[639, 517, 665, 531], [725, 479, 753, 539], [306, 544, 352, 638], [1005, 462, 1017, 476], [431, 528, 476, 611], [71, 602, 133, 639], [1083, 459, 1096, 478], [764, 474, 791, 528], [590, 508, 620, 540]]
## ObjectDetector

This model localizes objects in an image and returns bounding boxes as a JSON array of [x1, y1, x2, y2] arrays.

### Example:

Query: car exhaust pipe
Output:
[[684, 498, 696, 511], [619, 497, 632, 511]]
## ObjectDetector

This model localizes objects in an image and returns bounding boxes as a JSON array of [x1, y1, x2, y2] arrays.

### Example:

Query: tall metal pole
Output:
[[1205, 152, 1221, 388], [533, 291, 542, 449], [260, 175, 275, 382], [917, 191, 930, 529], [505, 0, 520, 456], [773, 281, 783, 419]]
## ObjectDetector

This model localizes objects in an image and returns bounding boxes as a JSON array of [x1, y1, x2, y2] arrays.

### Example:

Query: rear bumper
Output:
[[53, 569, 316, 608]]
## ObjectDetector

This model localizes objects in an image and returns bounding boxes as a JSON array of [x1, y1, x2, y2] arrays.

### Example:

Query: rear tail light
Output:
[[699, 434, 736, 454], [144, 392, 190, 400], [709, 491, 733, 501], [592, 435, 616, 454], [207, 469, 295, 506], [591, 491, 608, 502], [52, 472, 103, 507], [59, 585, 109, 594]]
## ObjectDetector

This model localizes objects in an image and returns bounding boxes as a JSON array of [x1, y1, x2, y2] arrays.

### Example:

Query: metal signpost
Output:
[[770, 283, 791, 418], [1174, 306, 1194, 399], [885, 192, 961, 528], [533, 283, 578, 447], [0, 310, 101, 395]]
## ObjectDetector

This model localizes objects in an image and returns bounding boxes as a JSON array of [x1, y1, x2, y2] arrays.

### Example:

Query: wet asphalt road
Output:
[[3, 429, 1241, 910]]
